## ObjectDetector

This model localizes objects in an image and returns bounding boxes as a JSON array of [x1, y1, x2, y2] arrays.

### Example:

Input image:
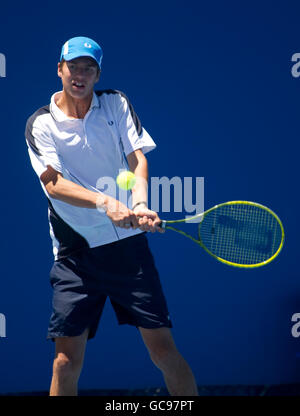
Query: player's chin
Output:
[[69, 85, 92, 98]]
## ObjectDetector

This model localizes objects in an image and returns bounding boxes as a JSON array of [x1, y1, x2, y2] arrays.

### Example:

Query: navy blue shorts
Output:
[[48, 233, 172, 340]]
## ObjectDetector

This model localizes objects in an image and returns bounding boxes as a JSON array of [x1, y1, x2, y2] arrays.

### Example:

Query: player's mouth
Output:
[[72, 81, 85, 90]]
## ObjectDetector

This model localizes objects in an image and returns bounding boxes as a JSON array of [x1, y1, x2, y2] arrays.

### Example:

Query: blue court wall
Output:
[[0, 0, 299, 393]]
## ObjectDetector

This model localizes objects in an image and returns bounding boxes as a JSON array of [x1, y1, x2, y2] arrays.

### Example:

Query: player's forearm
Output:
[[47, 176, 106, 209], [131, 177, 148, 209], [127, 151, 149, 208]]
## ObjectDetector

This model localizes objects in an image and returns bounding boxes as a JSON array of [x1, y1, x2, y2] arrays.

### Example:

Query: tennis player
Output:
[[25, 36, 198, 396]]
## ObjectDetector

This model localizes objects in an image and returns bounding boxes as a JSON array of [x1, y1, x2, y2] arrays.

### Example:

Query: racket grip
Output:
[[160, 220, 167, 229]]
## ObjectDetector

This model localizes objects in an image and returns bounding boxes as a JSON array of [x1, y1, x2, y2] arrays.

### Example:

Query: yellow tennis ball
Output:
[[116, 171, 136, 190]]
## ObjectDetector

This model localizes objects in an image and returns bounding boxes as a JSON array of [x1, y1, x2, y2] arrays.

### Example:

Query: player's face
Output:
[[58, 57, 100, 99]]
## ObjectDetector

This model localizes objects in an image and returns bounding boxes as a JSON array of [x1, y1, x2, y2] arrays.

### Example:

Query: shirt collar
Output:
[[50, 91, 100, 122]]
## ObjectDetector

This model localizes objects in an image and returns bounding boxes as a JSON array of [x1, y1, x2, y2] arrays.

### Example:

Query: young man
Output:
[[25, 36, 198, 396]]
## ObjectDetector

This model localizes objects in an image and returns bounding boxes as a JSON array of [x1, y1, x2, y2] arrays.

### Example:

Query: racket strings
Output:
[[199, 204, 283, 265]]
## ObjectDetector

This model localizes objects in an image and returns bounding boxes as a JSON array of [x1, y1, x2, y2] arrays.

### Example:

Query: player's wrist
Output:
[[132, 201, 148, 211], [96, 192, 109, 212]]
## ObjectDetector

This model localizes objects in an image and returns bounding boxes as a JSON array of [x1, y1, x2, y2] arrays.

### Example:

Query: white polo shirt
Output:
[[25, 89, 156, 260]]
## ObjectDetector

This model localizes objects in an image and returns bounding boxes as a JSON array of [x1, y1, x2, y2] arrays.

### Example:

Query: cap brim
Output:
[[62, 52, 100, 67]]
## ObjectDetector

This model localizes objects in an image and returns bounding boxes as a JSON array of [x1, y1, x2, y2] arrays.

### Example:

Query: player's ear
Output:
[[57, 61, 64, 79], [95, 68, 101, 83]]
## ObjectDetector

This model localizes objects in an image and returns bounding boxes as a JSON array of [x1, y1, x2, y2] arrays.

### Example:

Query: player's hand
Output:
[[133, 206, 165, 233], [104, 197, 139, 229]]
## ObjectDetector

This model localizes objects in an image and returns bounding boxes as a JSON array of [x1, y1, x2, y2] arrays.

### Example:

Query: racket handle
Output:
[[160, 220, 167, 229]]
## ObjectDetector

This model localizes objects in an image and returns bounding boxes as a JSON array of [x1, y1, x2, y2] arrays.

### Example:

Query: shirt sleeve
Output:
[[25, 115, 63, 178], [114, 91, 156, 156]]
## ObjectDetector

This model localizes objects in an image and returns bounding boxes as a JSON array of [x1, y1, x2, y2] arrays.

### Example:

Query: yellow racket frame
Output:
[[161, 201, 285, 268]]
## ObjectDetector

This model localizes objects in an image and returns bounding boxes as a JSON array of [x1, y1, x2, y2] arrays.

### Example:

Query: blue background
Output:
[[0, 0, 299, 394]]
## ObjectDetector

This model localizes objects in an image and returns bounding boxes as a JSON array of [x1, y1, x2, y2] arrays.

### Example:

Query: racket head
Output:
[[198, 201, 284, 268]]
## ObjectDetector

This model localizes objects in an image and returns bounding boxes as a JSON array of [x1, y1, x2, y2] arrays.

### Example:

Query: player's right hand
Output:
[[103, 196, 140, 229]]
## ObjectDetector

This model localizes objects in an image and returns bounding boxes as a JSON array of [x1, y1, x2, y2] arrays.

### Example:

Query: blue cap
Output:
[[60, 36, 103, 68]]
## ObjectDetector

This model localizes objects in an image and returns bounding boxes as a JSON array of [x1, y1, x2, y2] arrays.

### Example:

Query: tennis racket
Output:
[[160, 201, 284, 268]]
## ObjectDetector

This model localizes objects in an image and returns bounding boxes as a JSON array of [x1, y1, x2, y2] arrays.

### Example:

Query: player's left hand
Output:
[[133, 206, 165, 233]]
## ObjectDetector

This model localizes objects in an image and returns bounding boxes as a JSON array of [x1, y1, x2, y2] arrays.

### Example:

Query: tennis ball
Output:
[[116, 171, 136, 190]]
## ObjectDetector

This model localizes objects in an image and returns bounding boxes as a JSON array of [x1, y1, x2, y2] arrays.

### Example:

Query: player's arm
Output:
[[127, 149, 164, 233], [127, 149, 148, 210], [40, 165, 140, 229], [41, 166, 99, 208]]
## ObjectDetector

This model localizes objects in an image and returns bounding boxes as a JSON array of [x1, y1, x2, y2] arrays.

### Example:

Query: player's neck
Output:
[[56, 90, 93, 119]]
